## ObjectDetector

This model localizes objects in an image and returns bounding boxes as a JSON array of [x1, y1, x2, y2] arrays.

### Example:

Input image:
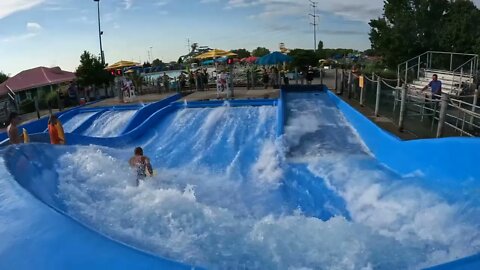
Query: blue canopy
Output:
[[216, 57, 228, 63], [202, 60, 215, 65], [257, 52, 292, 65]]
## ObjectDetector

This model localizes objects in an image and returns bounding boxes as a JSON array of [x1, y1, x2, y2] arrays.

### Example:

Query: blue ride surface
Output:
[[0, 88, 479, 269]]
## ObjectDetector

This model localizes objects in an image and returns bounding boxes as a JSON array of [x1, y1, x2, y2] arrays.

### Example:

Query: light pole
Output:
[[309, 0, 319, 52], [94, 0, 105, 64]]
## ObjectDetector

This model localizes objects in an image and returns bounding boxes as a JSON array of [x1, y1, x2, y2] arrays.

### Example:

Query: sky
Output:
[[0, 0, 455, 75]]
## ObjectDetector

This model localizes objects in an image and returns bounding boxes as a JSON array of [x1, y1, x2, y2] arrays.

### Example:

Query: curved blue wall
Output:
[[1, 145, 200, 270], [278, 86, 480, 269]]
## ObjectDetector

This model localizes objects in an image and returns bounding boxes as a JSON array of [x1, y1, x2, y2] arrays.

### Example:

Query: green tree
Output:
[[0, 72, 8, 84], [129, 72, 144, 94], [75, 51, 113, 88], [439, 0, 480, 53], [152, 58, 165, 68], [231, 48, 251, 58], [252, 47, 270, 57], [317, 41, 324, 52], [369, 0, 449, 68], [288, 49, 320, 68]]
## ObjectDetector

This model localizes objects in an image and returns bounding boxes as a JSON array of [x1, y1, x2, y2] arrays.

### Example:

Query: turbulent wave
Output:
[[25, 98, 480, 269]]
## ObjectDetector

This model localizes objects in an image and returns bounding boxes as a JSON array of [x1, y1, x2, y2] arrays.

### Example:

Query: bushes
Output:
[[45, 91, 59, 109], [20, 99, 35, 113]]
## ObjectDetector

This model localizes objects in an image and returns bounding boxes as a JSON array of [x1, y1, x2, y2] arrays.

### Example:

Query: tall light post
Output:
[[94, 0, 105, 64], [309, 0, 319, 52]]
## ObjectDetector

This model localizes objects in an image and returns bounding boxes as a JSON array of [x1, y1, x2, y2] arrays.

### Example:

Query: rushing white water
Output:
[[286, 92, 480, 268], [83, 110, 137, 137], [48, 97, 480, 269], [62, 112, 97, 133]]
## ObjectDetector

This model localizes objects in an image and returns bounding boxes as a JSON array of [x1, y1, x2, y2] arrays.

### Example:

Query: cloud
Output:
[[1, 22, 43, 43], [124, 0, 133, 10], [155, 1, 169, 7], [26, 22, 43, 32], [0, 0, 44, 19], [68, 16, 94, 25], [223, 0, 383, 22]]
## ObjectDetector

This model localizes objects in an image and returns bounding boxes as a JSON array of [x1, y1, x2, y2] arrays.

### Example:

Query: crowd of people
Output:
[[142, 64, 319, 94], [154, 69, 211, 93]]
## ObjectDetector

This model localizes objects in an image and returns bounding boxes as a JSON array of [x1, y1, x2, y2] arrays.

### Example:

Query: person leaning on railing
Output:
[[422, 74, 442, 100]]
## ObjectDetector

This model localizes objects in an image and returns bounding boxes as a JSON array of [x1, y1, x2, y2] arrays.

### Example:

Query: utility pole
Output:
[[309, 0, 319, 52], [93, 0, 105, 64], [149, 46, 153, 61], [186, 38, 191, 54]]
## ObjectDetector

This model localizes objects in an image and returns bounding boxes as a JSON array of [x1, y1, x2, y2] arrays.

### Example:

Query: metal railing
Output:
[[336, 69, 480, 138], [397, 51, 478, 95]]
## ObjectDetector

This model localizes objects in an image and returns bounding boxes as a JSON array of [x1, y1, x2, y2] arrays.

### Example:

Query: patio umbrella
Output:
[[241, 56, 258, 64], [256, 52, 292, 65], [195, 49, 237, 59], [202, 60, 215, 65], [105, 60, 140, 70]]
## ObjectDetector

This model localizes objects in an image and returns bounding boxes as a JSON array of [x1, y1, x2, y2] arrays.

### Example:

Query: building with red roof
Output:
[[0, 66, 76, 102]]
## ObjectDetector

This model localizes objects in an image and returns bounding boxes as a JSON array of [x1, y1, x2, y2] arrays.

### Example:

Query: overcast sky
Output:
[[0, 0, 478, 75]]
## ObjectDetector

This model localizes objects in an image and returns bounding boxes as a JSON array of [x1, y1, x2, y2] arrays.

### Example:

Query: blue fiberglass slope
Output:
[[0, 147, 196, 270], [2, 86, 480, 269], [281, 86, 480, 270], [0, 99, 284, 270]]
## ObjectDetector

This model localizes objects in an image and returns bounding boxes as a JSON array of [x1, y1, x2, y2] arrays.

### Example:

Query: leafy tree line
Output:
[[369, 0, 480, 68], [0, 72, 8, 84]]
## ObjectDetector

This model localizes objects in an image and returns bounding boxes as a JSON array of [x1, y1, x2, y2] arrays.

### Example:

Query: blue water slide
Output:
[[122, 94, 181, 134], [1, 84, 479, 269], [1, 145, 200, 270], [278, 85, 480, 269]]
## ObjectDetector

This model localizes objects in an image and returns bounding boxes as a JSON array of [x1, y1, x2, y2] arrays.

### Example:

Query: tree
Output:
[[252, 47, 270, 57], [439, 0, 480, 54], [0, 72, 8, 84], [317, 41, 324, 52], [76, 51, 113, 88], [129, 72, 144, 94], [369, 0, 449, 68], [288, 49, 320, 68], [231, 48, 251, 58], [363, 49, 376, 56], [152, 58, 165, 68]]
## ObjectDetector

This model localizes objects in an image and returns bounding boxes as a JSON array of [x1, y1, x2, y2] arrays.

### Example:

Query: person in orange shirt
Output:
[[48, 114, 65, 145]]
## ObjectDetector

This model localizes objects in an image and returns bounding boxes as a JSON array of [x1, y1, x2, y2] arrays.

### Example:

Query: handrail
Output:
[[397, 52, 429, 69], [427, 51, 478, 56], [451, 56, 477, 75], [451, 55, 477, 94]]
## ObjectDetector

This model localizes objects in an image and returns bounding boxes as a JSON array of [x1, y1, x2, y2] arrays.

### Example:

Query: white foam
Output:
[[283, 92, 480, 267], [307, 154, 480, 268], [51, 98, 480, 269], [56, 148, 427, 270], [83, 110, 137, 137], [62, 112, 97, 133], [251, 140, 284, 186]]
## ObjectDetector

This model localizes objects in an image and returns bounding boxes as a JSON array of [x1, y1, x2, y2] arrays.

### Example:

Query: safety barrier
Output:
[[336, 69, 480, 138]]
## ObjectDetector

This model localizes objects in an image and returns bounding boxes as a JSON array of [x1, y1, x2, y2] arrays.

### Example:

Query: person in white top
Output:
[[217, 71, 227, 98]]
